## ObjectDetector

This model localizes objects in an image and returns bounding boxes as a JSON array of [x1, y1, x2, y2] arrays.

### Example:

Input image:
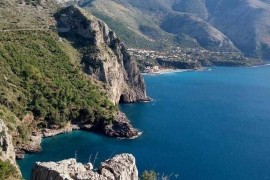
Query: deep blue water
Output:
[[18, 66, 270, 180]]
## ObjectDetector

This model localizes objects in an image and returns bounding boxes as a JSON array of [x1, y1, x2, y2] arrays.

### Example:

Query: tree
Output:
[[141, 170, 157, 180]]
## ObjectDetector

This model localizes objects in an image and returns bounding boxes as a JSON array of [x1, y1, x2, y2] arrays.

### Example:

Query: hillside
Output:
[[80, 0, 182, 50], [207, 0, 270, 59], [79, 0, 270, 60], [160, 13, 238, 52], [0, 0, 147, 178], [77, 0, 237, 52], [170, 0, 270, 59]]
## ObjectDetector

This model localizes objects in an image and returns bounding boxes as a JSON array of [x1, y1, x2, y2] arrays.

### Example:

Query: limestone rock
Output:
[[100, 154, 138, 180], [16, 133, 42, 159], [55, 5, 149, 105], [0, 119, 16, 165], [31, 153, 138, 180], [80, 111, 142, 139], [0, 119, 21, 176], [103, 112, 141, 138]]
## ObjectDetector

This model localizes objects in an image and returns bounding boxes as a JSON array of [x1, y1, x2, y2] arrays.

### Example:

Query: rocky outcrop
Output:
[[16, 133, 42, 159], [55, 5, 149, 105], [103, 112, 141, 138], [31, 153, 138, 180], [0, 119, 21, 177], [100, 153, 138, 180], [0, 119, 16, 165], [79, 111, 141, 139]]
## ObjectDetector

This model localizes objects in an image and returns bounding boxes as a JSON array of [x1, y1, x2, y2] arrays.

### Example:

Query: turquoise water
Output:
[[18, 66, 270, 180]]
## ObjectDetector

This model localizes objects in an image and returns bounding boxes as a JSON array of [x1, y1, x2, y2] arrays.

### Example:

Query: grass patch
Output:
[[0, 160, 20, 180]]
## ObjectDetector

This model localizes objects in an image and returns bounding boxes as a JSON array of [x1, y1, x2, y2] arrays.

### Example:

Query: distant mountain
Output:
[[207, 0, 270, 59], [78, 0, 270, 60], [160, 13, 238, 52], [171, 0, 270, 59]]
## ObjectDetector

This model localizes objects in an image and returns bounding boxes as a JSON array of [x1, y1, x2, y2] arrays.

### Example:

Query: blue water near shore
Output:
[[18, 66, 270, 180]]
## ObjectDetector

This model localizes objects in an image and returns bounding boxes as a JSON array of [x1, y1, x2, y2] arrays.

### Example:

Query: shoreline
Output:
[[142, 62, 270, 76], [142, 67, 208, 75], [251, 63, 270, 68], [142, 68, 192, 75], [16, 120, 143, 160]]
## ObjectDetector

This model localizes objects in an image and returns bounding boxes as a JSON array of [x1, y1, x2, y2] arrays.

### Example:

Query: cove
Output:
[[18, 66, 270, 180]]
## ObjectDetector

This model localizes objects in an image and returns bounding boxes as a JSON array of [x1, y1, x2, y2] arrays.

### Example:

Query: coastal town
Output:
[[128, 47, 260, 73]]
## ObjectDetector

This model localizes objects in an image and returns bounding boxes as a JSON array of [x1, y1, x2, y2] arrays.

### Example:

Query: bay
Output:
[[18, 66, 270, 180]]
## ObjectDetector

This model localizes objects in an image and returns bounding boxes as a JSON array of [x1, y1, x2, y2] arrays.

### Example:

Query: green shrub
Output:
[[0, 31, 116, 134], [141, 170, 157, 180], [0, 160, 20, 180]]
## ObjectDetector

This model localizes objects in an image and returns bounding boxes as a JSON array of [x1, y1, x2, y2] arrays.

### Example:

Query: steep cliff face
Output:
[[55, 5, 148, 105], [0, 119, 16, 165], [0, 119, 21, 178], [31, 153, 138, 180]]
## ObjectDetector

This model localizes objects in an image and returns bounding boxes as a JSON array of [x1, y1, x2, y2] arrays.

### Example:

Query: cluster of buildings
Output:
[[128, 47, 249, 71], [128, 47, 245, 62]]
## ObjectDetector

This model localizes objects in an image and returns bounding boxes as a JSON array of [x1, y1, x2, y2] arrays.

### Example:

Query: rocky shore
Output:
[[0, 120, 17, 165], [31, 153, 138, 180], [15, 111, 141, 159]]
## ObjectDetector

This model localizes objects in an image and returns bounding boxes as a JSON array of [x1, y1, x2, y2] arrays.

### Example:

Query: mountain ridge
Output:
[[79, 0, 270, 60]]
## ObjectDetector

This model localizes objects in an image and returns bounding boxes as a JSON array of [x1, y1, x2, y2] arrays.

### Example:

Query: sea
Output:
[[18, 66, 270, 180]]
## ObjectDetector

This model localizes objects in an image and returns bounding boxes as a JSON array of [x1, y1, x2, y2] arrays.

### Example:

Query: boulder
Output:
[[31, 153, 138, 180]]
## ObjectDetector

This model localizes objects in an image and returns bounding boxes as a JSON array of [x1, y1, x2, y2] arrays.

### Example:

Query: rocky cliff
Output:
[[31, 153, 138, 180], [0, 119, 21, 177], [55, 5, 149, 105], [0, 119, 16, 165]]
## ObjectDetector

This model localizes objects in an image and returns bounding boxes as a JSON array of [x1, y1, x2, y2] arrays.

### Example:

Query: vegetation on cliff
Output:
[[0, 30, 116, 144], [141, 170, 157, 180], [0, 0, 146, 176], [0, 160, 20, 180]]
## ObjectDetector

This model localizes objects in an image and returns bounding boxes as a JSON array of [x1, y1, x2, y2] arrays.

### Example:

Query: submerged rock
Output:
[[31, 153, 138, 180]]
